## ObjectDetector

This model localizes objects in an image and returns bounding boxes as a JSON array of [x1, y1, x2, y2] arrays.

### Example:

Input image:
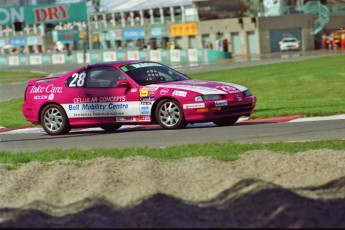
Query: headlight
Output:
[[243, 90, 252, 97], [195, 94, 222, 101]]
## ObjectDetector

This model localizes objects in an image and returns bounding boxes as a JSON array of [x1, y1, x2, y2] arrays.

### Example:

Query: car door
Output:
[[64, 65, 149, 125], [81, 66, 142, 123]]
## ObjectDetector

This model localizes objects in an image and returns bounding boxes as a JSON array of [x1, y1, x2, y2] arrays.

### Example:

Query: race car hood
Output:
[[152, 79, 248, 95]]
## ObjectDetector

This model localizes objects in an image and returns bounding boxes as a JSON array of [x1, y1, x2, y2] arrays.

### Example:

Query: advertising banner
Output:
[[180, 49, 188, 62], [103, 51, 117, 62], [160, 50, 170, 62], [127, 51, 139, 60], [65, 53, 77, 64], [26, 36, 43, 45], [116, 50, 126, 60], [151, 25, 168, 38], [52, 53, 65, 64], [0, 38, 8, 48], [8, 56, 19, 65], [9, 37, 26, 47], [19, 55, 29, 65], [0, 2, 87, 26], [89, 51, 102, 63], [41, 53, 52, 64], [52, 30, 80, 42], [0, 56, 7, 65], [122, 28, 145, 40], [29, 55, 42, 65], [139, 50, 149, 60], [170, 50, 180, 62], [188, 49, 198, 62], [104, 30, 121, 41], [149, 50, 161, 62], [170, 23, 198, 37]]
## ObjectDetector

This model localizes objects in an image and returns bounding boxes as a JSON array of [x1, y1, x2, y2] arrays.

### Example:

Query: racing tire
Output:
[[155, 99, 187, 129], [213, 116, 240, 126], [100, 124, 122, 132], [40, 104, 70, 135]]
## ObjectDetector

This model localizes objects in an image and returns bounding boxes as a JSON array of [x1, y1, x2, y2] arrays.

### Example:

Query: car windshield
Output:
[[120, 62, 190, 85], [283, 38, 297, 42]]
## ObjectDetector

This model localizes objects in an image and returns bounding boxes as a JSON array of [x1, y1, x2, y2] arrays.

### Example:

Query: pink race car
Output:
[[22, 61, 256, 135]]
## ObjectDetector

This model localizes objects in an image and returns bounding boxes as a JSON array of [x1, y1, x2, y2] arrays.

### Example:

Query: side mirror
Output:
[[116, 80, 130, 88]]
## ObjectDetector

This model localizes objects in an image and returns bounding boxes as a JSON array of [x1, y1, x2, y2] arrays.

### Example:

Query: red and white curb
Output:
[[1, 114, 344, 134]]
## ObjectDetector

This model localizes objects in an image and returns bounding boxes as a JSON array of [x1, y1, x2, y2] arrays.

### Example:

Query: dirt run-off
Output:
[[1, 149, 345, 228]]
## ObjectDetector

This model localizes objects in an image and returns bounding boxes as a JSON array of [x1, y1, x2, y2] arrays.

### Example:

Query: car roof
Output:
[[89, 60, 154, 68], [62, 60, 161, 76]]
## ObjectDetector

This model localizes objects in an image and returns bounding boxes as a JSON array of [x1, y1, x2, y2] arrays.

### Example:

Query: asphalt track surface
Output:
[[0, 50, 344, 152]]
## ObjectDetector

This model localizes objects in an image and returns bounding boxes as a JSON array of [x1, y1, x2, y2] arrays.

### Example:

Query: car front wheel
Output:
[[213, 116, 240, 126], [41, 104, 70, 135], [155, 99, 187, 129]]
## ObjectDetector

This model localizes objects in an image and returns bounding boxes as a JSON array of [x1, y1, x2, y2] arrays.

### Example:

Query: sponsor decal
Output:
[[73, 96, 126, 103], [117, 116, 136, 122], [73, 97, 98, 103], [183, 103, 205, 109], [148, 88, 156, 96], [130, 88, 138, 92], [140, 89, 149, 97], [130, 62, 162, 69], [236, 96, 243, 101], [140, 106, 150, 115], [141, 101, 153, 105], [135, 116, 151, 121], [140, 96, 155, 102], [30, 84, 62, 94], [215, 100, 228, 107], [33, 93, 54, 100], [48, 93, 54, 100], [99, 96, 126, 102], [63, 102, 134, 118], [215, 85, 239, 93], [154, 84, 224, 95], [160, 88, 169, 95], [66, 103, 128, 111], [235, 93, 243, 101], [172, 90, 187, 97], [34, 95, 48, 100]]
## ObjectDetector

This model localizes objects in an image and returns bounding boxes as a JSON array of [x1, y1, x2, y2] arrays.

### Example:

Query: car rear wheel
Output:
[[100, 124, 122, 132], [156, 99, 187, 129], [41, 104, 70, 135], [213, 116, 240, 126]]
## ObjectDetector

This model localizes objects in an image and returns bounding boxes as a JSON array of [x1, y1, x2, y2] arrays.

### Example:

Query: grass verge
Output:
[[0, 71, 46, 84], [0, 140, 344, 165]]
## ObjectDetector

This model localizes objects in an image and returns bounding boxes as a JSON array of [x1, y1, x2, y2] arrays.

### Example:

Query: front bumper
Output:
[[183, 96, 256, 122]]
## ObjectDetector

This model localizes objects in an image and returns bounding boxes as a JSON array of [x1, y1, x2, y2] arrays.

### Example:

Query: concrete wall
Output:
[[328, 15, 345, 30], [197, 17, 259, 55], [257, 14, 315, 53]]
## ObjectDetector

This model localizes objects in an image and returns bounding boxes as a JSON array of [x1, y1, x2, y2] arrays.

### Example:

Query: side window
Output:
[[66, 70, 87, 88], [87, 67, 127, 88]]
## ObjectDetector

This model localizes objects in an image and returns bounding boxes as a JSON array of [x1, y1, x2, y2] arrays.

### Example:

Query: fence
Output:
[[0, 48, 231, 66]]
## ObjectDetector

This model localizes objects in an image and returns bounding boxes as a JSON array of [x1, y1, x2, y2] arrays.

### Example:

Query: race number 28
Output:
[[69, 72, 86, 87]]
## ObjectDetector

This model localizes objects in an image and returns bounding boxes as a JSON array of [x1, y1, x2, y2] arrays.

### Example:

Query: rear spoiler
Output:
[[27, 76, 60, 86]]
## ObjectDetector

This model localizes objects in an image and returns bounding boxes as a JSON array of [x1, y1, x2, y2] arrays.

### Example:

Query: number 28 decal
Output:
[[69, 72, 86, 87]]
